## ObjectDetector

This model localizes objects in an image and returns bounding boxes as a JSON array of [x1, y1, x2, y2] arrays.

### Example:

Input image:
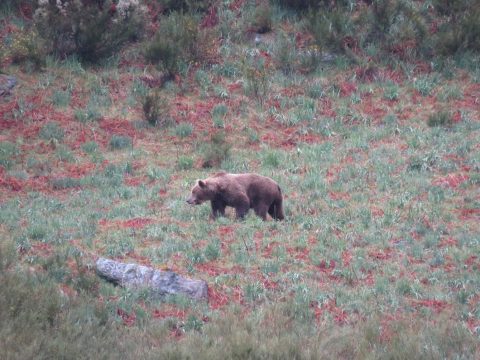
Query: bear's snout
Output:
[[186, 196, 198, 205]]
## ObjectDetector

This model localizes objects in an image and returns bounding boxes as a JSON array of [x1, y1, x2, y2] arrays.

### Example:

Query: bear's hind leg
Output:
[[268, 198, 284, 220], [254, 204, 268, 221]]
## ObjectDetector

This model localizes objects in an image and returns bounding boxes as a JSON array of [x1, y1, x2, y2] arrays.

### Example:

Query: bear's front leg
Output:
[[211, 199, 226, 219]]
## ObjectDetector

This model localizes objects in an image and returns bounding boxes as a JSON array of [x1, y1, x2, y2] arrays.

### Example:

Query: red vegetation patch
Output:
[[29, 242, 54, 257], [464, 255, 478, 271], [454, 83, 480, 110], [201, 6, 219, 28], [218, 225, 235, 237], [121, 218, 153, 229], [339, 82, 357, 97], [262, 241, 280, 258], [99, 118, 139, 139], [329, 191, 350, 201], [196, 262, 232, 277], [318, 98, 336, 117], [152, 305, 186, 320], [458, 208, 480, 220], [124, 176, 145, 186], [438, 237, 458, 248], [410, 299, 450, 313], [368, 248, 393, 261], [317, 259, 337, 273], [208, 286, 230, 310], [117, 308, 136, 326], [63, 162, 96, 178], [371, 206, 384, 217], [311, 298, 348, 324], [286, 246, 310, 261], [0, 171, 23, 191], [432, 173, 469, 188], [359, 97, 389, 123], [342, 251, 352, 267], [98, 217, 153, 230]]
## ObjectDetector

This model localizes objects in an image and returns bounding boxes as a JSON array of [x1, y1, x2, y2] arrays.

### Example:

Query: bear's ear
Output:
[[198, 180, 207, 188]]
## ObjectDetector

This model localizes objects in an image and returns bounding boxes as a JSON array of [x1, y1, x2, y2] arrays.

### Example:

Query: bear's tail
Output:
[[269, 186, 285, 221]]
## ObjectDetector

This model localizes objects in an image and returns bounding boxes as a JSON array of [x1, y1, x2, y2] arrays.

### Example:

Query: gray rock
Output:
[[0, 75, 17, 96], [96, 257, 208, 301]]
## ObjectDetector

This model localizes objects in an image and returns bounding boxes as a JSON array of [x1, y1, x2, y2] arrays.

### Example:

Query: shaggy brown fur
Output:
[[186, 172, 285, 221]]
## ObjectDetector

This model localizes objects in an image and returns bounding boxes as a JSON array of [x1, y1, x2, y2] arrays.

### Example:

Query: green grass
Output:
[[0, 3, 479, 358]]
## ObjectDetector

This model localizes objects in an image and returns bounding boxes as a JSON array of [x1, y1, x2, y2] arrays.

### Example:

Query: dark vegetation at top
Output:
[[1, 0, 478, 70]]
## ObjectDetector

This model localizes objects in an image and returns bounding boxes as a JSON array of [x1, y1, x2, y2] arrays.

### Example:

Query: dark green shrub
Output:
[[157, 0, 211, 13], [368, 0, 427, 59], [52, 90, 71, 107], [274, 0, 337, 11], [174, 122, 193, 138], [145, 11, 219, 75], [434, 4, 480, 55], [0, 0, 36, 16], [145, 12, 199, 76], [252, 2, 273, 34], [427, 111, 453, 127], [74, 105, 102, 123], [34, 0, 144, 63], [242, 55, 271, 104], [51, 177, 81, 190], [81, 141, 99, 154], [200, 131, 231, 168], [109, 135, 132, 150], [56, 145, 75, 162], [142, 90, 173, 127], [274, 32, 296, 74], [308, 6, 354, 54]]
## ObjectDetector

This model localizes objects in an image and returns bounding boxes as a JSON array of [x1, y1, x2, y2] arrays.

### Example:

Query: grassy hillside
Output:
[[1, 1, 479, 358]]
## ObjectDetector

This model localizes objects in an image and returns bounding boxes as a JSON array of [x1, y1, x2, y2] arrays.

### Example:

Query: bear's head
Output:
[[186, 179, 217, 205]]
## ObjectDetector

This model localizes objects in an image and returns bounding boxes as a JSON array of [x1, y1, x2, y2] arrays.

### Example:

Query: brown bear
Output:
[[186, 172, 285, 221]]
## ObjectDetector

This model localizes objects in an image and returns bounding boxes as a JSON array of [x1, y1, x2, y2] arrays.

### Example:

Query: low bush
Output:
[[109, 135, 132, 150], [51, 177, 81, 190], [434, 3, 480, 55], [252, 2, 273, 34], [4, 27, 46, 69], [174, 122, 193, 138], [200, 131, 231, 168], [74, 105, 102, 123], [34, 0, 144, 63], [427, 111, 453, 127], [145, 11, 219, 76], [142, 90, 173, 127], [177, 155, 194, 170], [144, 12, 198, 76], [39, 122, 64, 142]]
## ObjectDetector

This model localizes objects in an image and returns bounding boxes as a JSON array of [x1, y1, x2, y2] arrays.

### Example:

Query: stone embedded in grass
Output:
[[96, 257, 208, 300], [109, 135, 132, 150], [0, 75, 17, 96]]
